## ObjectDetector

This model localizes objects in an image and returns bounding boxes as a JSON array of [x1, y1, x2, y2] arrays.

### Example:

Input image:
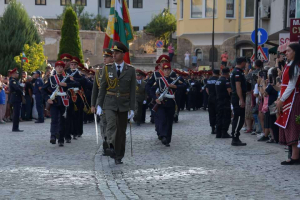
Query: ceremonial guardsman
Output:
[[92, 49, 114, 156], [186, 71, 198, 111], [215, 68, 232, 138], [60, 53, 72, 69], [97, 41, 136, 165], [173, 70, 187, 123], [42, 61, 80, 146], [9, 68, 24, 132], [150, 63, 183, 147], [33, 70, 44, 123], [230, 57, 247, 146], [206, 70, 220, 134], [134, 69, 147, 126]]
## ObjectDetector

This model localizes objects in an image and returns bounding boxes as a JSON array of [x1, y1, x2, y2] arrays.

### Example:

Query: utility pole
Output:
[[212, 0, 215, 70], [168, 0, 170, 10], [255, 0, 259, 60]]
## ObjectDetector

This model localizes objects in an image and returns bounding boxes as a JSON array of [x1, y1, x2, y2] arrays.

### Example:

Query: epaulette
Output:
[[106, 63, 114, 66]]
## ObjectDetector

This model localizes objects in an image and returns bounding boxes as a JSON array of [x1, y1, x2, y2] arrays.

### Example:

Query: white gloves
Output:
[[96, 105, 103, 116], [191, 83, 195, 86], [128, 110, 134, 120], [20, 83, 25, 87], [187, 89, 190, 92], [143, 100, 147, 105]]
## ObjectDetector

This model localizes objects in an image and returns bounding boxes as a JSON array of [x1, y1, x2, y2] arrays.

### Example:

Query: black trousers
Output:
[[35, 94, 44, 122], [50, 105, 66, 143], [208, 96, 217, 127], [157, 105, 175, 144], [12, 102, 21, 131], [202, 91, 208, 109], [231, 95, 246, 138], [216, 102, 231, 136]]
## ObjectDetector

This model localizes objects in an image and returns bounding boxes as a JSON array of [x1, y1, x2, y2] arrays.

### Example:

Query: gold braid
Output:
[[95, 69, 101, 88], [105, 65, 117, 90]]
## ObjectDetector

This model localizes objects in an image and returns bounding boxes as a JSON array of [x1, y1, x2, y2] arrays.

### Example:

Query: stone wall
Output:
[[130, 32, 157, 55]]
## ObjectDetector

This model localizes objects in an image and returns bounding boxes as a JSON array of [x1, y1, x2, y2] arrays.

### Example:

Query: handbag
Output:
[[269, 102, 277, 115]]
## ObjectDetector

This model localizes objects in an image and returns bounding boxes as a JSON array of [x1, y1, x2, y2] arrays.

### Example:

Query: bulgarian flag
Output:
[[103, 0, 134, 64]]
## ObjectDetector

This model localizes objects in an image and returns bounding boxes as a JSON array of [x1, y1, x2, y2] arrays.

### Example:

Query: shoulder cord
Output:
[[105, 65, 117, 90], [95, 69, 101, 88]]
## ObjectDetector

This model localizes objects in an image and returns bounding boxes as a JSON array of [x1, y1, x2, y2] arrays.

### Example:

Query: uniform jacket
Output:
[[135, 80, 147, 103], [97, 62, 136, 112], [33, 78, 43, 95], [91, 69, 102, 107], [9, 78, 23, 104]]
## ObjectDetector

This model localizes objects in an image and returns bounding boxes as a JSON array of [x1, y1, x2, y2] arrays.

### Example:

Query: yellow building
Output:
[[177, 0, 255, 68]]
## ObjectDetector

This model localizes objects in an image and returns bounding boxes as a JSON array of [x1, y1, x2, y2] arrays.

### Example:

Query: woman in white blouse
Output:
[[276, 43, 300, 165]]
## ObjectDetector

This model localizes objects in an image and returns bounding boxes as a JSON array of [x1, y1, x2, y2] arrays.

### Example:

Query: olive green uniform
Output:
[[97, 63, 136, 160]]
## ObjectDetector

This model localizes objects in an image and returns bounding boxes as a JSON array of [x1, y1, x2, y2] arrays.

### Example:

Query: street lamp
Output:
[[212, 0, 215, 70]]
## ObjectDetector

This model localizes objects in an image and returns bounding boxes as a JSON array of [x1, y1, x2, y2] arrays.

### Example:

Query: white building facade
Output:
[[0, 0, 177, 31]]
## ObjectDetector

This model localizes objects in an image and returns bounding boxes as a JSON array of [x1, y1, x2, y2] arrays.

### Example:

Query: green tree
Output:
[[58, 7, 84, 63], [0, 0, 40, 76], [145, 9, 176, 46], [14, 43, 47, 73]]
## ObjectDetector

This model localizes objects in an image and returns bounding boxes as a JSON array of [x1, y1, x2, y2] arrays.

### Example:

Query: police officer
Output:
[[92, 49, 114, 156], [230, 57, 247, 146], [42, 61, 80, 147], [9, 68, 24, 132], [33, 70, 44, 123], [151, 63, 183, 147], [215, 68, 232, 138], [134, 69, 147, 126], [97, 41, 136, 165], [206, 70, 220, 134]]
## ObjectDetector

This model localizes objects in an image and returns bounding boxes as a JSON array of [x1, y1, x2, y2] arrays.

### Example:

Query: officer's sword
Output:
[[130, 120, 133, 156], [94, 114, 99, 144]]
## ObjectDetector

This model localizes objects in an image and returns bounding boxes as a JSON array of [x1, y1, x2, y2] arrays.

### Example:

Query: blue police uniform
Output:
[[33, 77, 44, 123], [9, 77, 24, 131], [206, 75, 219, 134]]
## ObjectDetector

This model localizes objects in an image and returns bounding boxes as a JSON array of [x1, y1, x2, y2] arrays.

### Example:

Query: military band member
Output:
[[151, 63, 183, 147], [206, 70, 220, 134], [186, 72, 198, 111], [33, 70, 44, 123], [97, 41, 136, 165], [42, 61, 80, 146], [134, 69, 147, 126], [9, 68, 24, 132], [215, 68, 232, 138], [92, 49, 114, 156]]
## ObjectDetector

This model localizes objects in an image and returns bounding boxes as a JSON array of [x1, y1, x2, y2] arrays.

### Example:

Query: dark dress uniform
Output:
[[134, 79, 147, 125], [33, 76, 44, 123], [42, 72, 80, 145], [9, 77, 24, 132], [187, 79, 198, 111], [230, 67, 247, 144], [174, 76, 187, 122], [151, 74, 183, 146], [206, 75, 219, 134], [215, 76, 232, 138]]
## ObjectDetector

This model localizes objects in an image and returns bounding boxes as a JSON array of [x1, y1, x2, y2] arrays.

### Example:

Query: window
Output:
[[245, 0, 254, 17], [105, 0, 111, 8], [36, 0, 46, 5], [133, 0, 143, 8], [61, 0, 71, 6], [226, 0, 235, 18], [133, 26, 139, 31], [196, 49, 203, 61], [180, 0, 184, 18], [4, 0, 11, 4], [289, 0, 296, 18], [191, 0, 203, 18], [76, 0, 87, 6], [205, 0, 217, 18]]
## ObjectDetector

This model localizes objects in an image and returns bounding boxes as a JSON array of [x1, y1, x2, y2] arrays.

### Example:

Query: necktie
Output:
[[117, 66, 121, 77]]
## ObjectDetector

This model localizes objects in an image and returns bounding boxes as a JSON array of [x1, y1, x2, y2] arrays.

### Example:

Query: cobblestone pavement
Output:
[[1, 110, 300, 200]]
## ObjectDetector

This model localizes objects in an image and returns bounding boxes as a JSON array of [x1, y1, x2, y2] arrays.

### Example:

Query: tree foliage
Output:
[[14, 43, 47, 73], [0, 0, 40, 76], [144, 9, 176, 46], [58, 7, 84, 63], [57, 4, 108, 31]]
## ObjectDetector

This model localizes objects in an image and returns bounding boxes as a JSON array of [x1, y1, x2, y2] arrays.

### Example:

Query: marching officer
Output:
[[33, 70, 44, 123], [215, 68, 232, 138], [230, 57, 247, 146], [42, 61, 80, 147], [92, 49, 114, 156], [187, 72, 198, 111], [97, 41, 136, 165], [151, 63, 183, 147], [134, 69, 147, 126], [206, 69, 220, 134], [9, 68, 24, 132]]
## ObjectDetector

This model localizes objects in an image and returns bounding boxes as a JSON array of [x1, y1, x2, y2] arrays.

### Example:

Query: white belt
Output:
[[69, 88, 79, 93], [165, 94, 175, 99]]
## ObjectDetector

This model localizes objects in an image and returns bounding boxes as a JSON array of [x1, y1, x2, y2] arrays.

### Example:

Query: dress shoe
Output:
[[78, 135, 82, 138], [281, 158, 300, 165], [108, 148, 116, 158], [231, 138, 247, 146], [161, 137, 168, 145], [215, 132, 222, 138], [35, 121, 44, 123], [165, 143, 170, 147], [66, 139, 71, 143], [211, 127, 216, 134], [102, 150, 109, 156], [50, 137, 56, 144], [12, 129, 24, 132], [115, 159, 123, 165], [73, 136, 77, 140], [158, 136, 162, 140], [59, 143, 64, 147], [136, 122, 140, 126], [221, 133, 232, 138]]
